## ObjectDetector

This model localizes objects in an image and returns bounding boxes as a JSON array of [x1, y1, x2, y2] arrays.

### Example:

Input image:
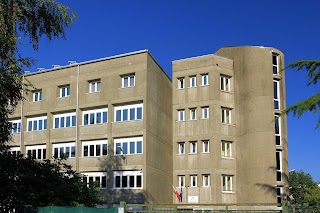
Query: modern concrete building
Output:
[[8, 46, 288, 206]]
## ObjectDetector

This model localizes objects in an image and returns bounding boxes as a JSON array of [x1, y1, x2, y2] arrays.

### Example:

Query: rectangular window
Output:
[[201, 106, 209, 119], [114, 137, 143, 155], [54, 112, 76, 128], [52, 142, 76, 158], [178, 109, 185, 121], [82, 140, 108, 157], [9, 147, 21, 156], [274, 79, 280, 110], [189, 75, 196, 87], [89, 80, 101, 93], [276, 151, 282, 181], [33, 90, 42, 102], [203, 174, 210, 187], [275, 114, 281, 145], [82, 172, 107, 188], [122, 74, 135, 88], [59, 85, 70, 97], [189, 108, 197, 120], [27, 116, 47, 131], [273, 53, 279, 75], [277, 187, 283, 204], [83, 108, 108, 125], [190, 141, 197, 154], [178, 77, 185, 89], [113, 171, 142, 189], [10, 119, 21, 134], [190, 175, 197, 187], [220, 75, 231, 92], [221, 141, 232, 158], [222, 175, 233, 192], [221, 108, 232, 124], [178, 142, 185, 154], [178, 175, 185, 187], [201, 74, 208, 86], [202, 140, 209, 153], [114, 103, 143, 122], [26, 145, 46, 160]]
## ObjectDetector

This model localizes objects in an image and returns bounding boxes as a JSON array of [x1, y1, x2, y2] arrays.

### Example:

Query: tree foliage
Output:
[[284, 60, 320, 128], [0, 153, 103, 212]]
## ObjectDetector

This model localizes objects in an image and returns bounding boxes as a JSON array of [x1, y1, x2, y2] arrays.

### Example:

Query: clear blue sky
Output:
[[20, 1, 320, 181]]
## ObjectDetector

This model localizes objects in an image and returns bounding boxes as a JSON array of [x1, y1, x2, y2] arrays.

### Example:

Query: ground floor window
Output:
[[82, 172, 107, 189]]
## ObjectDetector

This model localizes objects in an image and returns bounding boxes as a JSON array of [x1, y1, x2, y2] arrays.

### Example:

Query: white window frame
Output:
[[10, 119, 21, 134], [190, 175, 197, 187], [52, 142, 76, 159], [53, 112, 76, 129], [275, 114, 281, 146], [190, 141, 197, 154], [27, 116, 47, 131], [189, 75, 196, 87], [220, 75, 231, 92], [189, 108, 197, 120], [114, 137, 143, 155], [178, 142, 185, 154], [178, 109, 185, 121], [201, 106, 209, 119], [82, 108, 108, 125], [201, 73, 208, 86], [122, 74, 135, 88], [276, 150, 282, 182], [114, 171, 143, 189], [59, 85, 70, 97], [178, 77, 185, 89], [82, 140, 108, 157], [114, 103, 143, 122], [273, 53, 279, 75], [273, 79, 280, 110], [203, 174, 210, 187], [202, 140, 209, 153], [222, 175, 233, 192], [221, 141, 232, 158], [26, 145, 46, 160], [33, 90, 42, 102], [9, 147, 21, 156], [178, 175, 185, 187], [82, 172, 107, 189], [89, 80, 101, 93], [221, 107, 232, 124]]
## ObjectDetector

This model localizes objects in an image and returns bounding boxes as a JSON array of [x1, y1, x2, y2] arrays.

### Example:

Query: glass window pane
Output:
[[115, 143, 121, 155], [116, 110, 121, 122], [60, 117, 65, 128], [123, 109, 128, 121], [33, 120, 37, 130], [37, 149, 42, 159], [129, 176, 135, 187], [115, 176, 121, 188], [130, 108, 135, 120], [103, 111, 107, 123], [124, 77, 128, 87], [66, 116, 71, 127], [84, 145, 88, 157], [103, 144, 108, 155], [90, 145, 94, 156], [97, 112, 101, 123], [91, 83, 95, 92], [39, 120, 43, 130], [32, 150, 36, 159], [66, 147, 70, 158], [54, 148, 59, 158], [137, 141, 142, 154], [60, 147, 64, 158], [137, 175, 142, 187], [67, 87, 70, 96], [71, 146, 75, 157], [130, 142, 135, 154], [43, 149, 46, 159], [90, 113, 95, 124], [28, 121, 32, 131], [96, 144, 101, 156], [130, 76, 134, 86], [44, 119, 47, 130], [122, 176, 128, 188], [97, 81, 101, 92], [72, 116, 76, 126], [102, 176, 106, 188], [123, 142, 128, 154], [84, 114, 89, 125], [137, 107, 142, 119]]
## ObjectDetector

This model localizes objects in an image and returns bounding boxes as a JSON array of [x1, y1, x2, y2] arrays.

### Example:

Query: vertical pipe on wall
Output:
[[76, 64, 80, 172]]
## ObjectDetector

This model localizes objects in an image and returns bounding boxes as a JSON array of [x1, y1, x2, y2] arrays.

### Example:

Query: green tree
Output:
[[304, 187, 320, 212], [289, 170, 318, 210], [285, 60, 320, 128]]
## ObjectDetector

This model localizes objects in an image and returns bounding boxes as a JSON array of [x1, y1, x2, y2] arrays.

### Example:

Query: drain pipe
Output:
[[76, 63, 80, 172]]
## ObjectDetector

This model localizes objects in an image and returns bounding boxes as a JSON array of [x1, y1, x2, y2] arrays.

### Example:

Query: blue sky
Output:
[[20, 1, 319, 181]]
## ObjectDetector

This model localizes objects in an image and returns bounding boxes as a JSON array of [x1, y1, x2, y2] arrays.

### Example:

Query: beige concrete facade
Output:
[[8, 46, 288, 206]]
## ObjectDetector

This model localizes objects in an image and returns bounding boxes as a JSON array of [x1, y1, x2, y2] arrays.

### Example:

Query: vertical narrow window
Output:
[[202, 140, 209, 153], [275, 114, 281, 145], [189, 108, 197, 120], [222, 175, 233, 192], [201, 74, 208, 86], [273, 79, 280, 110], [272, 53, 279, 75], [178, 77, 185, 89], [276, 151, 282, 181], [178, 175, 185, 187], [189, 75, 196, 87], [190, 141, 197, 154], [220, 75, 231, 92], [178, 109, 185, 121], [89, 80, 101, 93], [221, 108, 232, 124], [277, 187, 283, 204], [190, 175, 197, 187], [122, 74, 135, 88], [178, 142, 185, 154], [33, 90, 42, 102], [203, 175, 210, 187], [221, 141, 232, 158], [201, 106, 209, 119]]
